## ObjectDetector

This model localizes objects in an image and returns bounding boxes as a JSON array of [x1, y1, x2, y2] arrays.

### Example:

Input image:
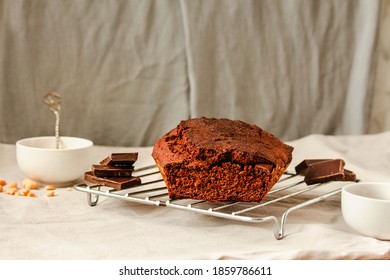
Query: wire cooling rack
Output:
[[74, 165, 349, 240]]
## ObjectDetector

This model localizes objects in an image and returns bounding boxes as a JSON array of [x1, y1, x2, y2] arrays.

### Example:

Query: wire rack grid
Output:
[[74, 165, 348, 240]]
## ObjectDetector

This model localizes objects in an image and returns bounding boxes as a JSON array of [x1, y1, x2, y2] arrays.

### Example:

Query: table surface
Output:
[[1, 133, 390, 260]]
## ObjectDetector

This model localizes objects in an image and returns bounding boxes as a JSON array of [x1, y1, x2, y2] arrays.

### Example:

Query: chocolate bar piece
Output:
[[337, 169, 357, 182], [304, 159, 345, 185], [295, 159, 332, 175], [92, 165, 134, 177], [100, 153, 138, 166], [84, 171, 141, 190]]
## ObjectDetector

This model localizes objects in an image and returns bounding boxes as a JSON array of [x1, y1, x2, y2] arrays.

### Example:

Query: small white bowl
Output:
[[16, 136, 93, 186], [341, 182, 390, 240]]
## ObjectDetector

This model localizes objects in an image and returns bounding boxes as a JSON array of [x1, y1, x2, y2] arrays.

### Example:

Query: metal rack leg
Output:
[[87, 187, 100, 206], [277, 188, 342, 239]]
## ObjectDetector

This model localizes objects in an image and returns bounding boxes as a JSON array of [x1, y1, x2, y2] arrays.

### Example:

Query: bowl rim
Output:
[[342, 182, 390, 204], [16, 136, 93, 151]]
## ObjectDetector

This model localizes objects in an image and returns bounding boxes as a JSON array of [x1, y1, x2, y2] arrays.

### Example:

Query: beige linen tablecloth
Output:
[[0, 133, 389, 260]]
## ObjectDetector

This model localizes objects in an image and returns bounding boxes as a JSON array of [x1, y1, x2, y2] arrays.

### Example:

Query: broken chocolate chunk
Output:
[[295, 159, 332, 175], [304, 159, 345, 185], [100, 153, 138, 166], [91, 165, 134, 177], [84, 171, 141, 190], [337, 169, 357, 182]]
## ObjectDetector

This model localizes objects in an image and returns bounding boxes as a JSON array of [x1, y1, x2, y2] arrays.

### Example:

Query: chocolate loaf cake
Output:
[[152, 118, 293, 202]]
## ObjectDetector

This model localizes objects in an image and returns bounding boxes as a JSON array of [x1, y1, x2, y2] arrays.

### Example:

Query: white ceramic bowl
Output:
[[341, 182, 390, 240], [16, 136, 93, 186]]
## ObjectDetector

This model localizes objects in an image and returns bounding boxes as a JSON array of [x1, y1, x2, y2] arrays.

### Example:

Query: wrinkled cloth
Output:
[[0, 0, 381, 146]]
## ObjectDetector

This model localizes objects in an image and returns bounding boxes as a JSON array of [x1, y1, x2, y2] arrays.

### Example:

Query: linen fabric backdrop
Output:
[[0, 0, 388, 147]]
